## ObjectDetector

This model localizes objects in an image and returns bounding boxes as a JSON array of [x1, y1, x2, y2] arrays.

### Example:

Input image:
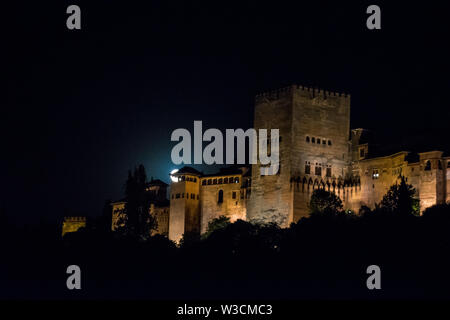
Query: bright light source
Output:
[[170, 169, 179, 183]]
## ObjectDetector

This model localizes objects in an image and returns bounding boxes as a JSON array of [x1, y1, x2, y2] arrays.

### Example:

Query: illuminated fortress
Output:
[[109, 85, 450, 243]]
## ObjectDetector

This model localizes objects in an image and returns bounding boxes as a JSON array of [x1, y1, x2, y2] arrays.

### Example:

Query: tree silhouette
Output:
[[309, 189, 343, 216], [379, 175, 419, 216], [202, 215, 231, 239], [121, 164, 157, 240]]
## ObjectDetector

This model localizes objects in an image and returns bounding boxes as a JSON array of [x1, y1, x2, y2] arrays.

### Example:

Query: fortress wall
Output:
[[169, 183, 186, 242], [111, 202, 126, 230], [291, 86, 351, 221], [418, 152, 445, 212], [62, 217, 86, 236], [356, 152, 410, 209], [150, 204, 169, 236], [248, 87, 294, 227], [446, 159, 450, 202], [199, 175, 246, 234]]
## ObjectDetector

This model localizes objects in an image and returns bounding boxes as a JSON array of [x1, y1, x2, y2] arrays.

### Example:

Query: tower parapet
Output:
[[62, 216, 87, 237], [255, 85, 350, 104]]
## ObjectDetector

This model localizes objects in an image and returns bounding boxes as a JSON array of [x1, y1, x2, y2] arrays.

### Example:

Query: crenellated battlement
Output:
[[63, 216, 86, 222], [255, 85, 294, 101], [255, 84, 350, 102], [62, 216, 87, 236]]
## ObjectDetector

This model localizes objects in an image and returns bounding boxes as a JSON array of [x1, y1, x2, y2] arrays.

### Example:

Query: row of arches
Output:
[[424, 160, 450, 171], [290, 176, 361, 195]]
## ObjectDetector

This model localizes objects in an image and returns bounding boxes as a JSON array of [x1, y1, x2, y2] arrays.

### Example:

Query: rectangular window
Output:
[[360, 148, 365, 158], [305, 161, 310, 174], [315, 165, 322, 176], [326, 167, 331, 177], [176, 193, 180, 199], [232, 191, 237, 199]]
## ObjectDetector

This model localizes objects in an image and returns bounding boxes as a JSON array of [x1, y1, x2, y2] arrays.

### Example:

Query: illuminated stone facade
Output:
[[168, 167, 250, 243], [247, 85, 450, 226], [62, 216, 87, 236], [110, 85, 449, 242]]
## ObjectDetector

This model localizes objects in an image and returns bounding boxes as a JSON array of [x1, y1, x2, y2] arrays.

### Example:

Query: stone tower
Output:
[[418, 151, 446, 211], [168, 167, 201, 242], [247, 85, 351, 226]]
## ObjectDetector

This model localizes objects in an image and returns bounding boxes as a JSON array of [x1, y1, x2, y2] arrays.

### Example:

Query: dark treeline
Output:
[[1, 177, 450, 300]]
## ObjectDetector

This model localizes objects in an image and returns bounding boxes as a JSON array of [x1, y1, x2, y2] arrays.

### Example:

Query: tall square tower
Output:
[[247, 85, 351, 225]]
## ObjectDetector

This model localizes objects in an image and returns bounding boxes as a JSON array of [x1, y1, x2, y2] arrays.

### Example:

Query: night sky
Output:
[[2, 1, 449, 225]]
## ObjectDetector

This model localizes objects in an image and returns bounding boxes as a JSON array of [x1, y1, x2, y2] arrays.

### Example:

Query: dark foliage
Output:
[[309, 189, 344, 216], [118, 164, 158, 240], [2, 184, 450, 300]]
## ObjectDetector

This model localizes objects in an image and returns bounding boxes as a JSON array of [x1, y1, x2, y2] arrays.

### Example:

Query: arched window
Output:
[[424, 160, 431, 171], [218, 178, 223, 184], [305, 161, 311, 174], [202, 180, 206, 185], [328, 140, 332, 146], [208, 179, 212, 185], [234, 177, 240, 183], [306, 136, 310, 143], [218, 190, 224, 203], [213, 178, 217, 184], [224, 177, 228, 184], [311, 137, 315, 143]]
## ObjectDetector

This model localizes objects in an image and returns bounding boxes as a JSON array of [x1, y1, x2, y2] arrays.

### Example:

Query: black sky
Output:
[[2, 1, 450, 224]]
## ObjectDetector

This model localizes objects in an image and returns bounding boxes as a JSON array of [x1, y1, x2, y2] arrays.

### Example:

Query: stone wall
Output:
[[418, 151, 445, 211], [62, 216, 86, 236], [150, 204, 169, 236], [111, 201, 169, 236], [353, 152, 411, 210], [111, 201, 126, 230], [247, 87, 294, 227], [169, 174, 200, 242], [291, 86, 351, 221], [446, 158, 450, 203], [199, 174, 246, 233], [248, 85, 351, 225]]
